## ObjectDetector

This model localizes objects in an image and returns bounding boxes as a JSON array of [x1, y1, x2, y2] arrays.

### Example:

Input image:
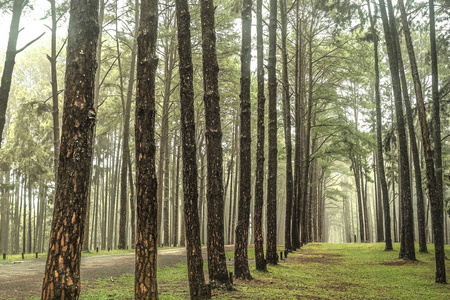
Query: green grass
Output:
[[51, 243, 450, 299]]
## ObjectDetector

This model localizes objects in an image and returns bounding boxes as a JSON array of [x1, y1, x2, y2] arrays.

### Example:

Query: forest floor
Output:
[[1, 243, 450, 299], [0, 246, 227, 299]]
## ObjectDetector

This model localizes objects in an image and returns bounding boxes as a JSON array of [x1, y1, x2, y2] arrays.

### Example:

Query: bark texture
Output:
[[234, 0, 252, 280], [41, 0, 99, 298], [176, 0, 211, 296], [200, 0, 230, 286], [135, 0, 159, 297], [266, 0, 278, 265], [254, 0, 267, 272]]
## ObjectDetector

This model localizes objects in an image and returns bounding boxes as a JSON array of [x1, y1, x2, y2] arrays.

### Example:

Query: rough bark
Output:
[[266, 0, 278, 265], [176, 0, 211, 296], [254, 0, 267, 272], [135, 0, 159, 297], [199, 0, 230, 286], [234, 0, 252, 280], [41, 0, 99, 297]]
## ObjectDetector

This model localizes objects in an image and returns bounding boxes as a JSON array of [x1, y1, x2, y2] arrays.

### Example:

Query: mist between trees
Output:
[[0, 0, 449, 298]]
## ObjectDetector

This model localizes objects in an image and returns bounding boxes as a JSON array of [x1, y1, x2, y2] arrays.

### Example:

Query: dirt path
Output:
[[0, 246, 228, 300]]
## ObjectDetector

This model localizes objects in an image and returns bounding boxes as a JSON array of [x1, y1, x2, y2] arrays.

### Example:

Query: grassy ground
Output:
[[76, 243, 450, 299]]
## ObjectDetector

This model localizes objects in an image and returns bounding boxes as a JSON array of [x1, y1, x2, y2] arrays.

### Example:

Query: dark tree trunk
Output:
[[378, 0, 414, 259], [351, 157, 365, 242], [397, 0, 427, 254], [176, 0, 211, 296], [254, 0, 267, 272], [281, 0, 293, 253], [301, 26, 313, 246], [118, 0, 139, 250], [200, 0, 230, 286], [428, 0, 446, 283], [292, 1, 302, 250], [367, 0, 392, 251], [134, 0, 159, 297], [385, 0, 416, 260], [266, 0, 278, 265], [234, 0, 252, 280], [41, 0, 99, 297]]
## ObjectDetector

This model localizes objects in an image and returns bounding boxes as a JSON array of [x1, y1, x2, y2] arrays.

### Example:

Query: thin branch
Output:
[[16, 32, 45, 54]]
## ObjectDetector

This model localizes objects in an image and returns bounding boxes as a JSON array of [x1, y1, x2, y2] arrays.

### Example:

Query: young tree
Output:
[[41, 0, 99, 298], [266, 0, 278, 265], [176, 0, 211, 297], [234, 0, 252, 280], [135, 0, 159, 297], [200, 0, 230, 286]]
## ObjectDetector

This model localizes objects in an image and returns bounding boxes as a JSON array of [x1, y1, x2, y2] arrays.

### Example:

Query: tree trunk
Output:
[[266, 0, 278, 266], [378, 0, 414, 259], [118, 0, 139, 250], [427, 0, 446, 283], [134, 0, 159, 297], [172, 131, 180, 246], [234, 0, 252, 280], [280, 0, 293, 253], [385, 0, 416, 260], [41, 0, 99, 297], [254, 0, 266, 272], [367, 0, 392, 251], [351, 157, 364, 242], [128, 153, 135, 248], [175, 1, 211, 296], [0, 169, 9, 253], [48, 0, 60, 186], [200, 0, 230, 286], [0, 0, 25, 146]]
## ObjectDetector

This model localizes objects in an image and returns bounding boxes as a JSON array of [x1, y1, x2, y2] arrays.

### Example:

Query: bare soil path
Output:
[[0, 247, 206, 300]]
